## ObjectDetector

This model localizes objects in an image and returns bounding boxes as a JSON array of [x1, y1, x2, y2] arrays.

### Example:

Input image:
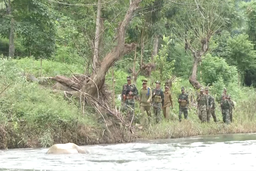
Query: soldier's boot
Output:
[[184, 109, 188, 119], [222, 113, 226, 123], [198, 114, 202, 122], [212, 110, 217, 122], [213, 115, 217, 123], [179, 114, 182, 122]]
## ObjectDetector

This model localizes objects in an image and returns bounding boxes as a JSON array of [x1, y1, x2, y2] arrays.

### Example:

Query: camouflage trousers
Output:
[[179, 107, 188, 122], [153, 102, 162, 123], [207, 108, 217, 122], [230, 109, 233, 122], [198, 105, 207, 123], [222, 109, 230, 124], [123, 100, 135, 121]]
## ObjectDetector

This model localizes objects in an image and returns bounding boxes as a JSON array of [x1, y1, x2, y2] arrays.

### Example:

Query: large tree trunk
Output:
[[189, 57, 201, 89], [5, 0, 15, 57], [92, 0, 102, 74], [151, 34, 159, 61], [83, 0, 141, 97], [9, 17, 15, 57]]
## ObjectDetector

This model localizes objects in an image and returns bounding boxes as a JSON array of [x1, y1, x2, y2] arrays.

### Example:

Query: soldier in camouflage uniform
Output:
[[205, 87, 217, 122], [227, 95, 235, 123], [121, 76, 138, 121], [221, 95, 231, 124], [139, 79, 152, 124], [197, 88, 208, 123], [152, 81, 164, 123], [178, 87, 189, 122]]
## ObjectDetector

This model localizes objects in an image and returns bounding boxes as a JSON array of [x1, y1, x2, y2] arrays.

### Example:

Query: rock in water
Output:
[[46, 143, 88, 154]]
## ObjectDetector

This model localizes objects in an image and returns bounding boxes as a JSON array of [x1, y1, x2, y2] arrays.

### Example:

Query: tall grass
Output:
[[0, 58, 97, 148]]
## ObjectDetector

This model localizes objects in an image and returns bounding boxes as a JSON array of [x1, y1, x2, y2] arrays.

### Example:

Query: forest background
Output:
[[0, 0, 256, 149]]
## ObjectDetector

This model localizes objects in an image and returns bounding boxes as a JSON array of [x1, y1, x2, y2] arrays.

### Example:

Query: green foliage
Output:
[[0, 0, 57, 57], [226, 34, 256, 74], [14, 57, 84, 77], [245, 1, 256, 48], [0, 58, 95, 146], [199, 54, 238, 86], [168, 43, 193, 78], [151, 36, 175, 82]]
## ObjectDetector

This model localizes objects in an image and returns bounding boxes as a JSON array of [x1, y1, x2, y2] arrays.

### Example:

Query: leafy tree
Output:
[[0, 0, 56, 58], [164, 0, 238, 89], [225, 34, 256, 82], [199, 54, 238, 86]]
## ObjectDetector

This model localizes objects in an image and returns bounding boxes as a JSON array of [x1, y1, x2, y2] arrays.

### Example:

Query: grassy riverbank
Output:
[[0, 58, 255, 149]]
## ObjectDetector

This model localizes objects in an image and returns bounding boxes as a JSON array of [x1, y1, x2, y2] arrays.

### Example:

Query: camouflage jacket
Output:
[[152, 88, 164, 106], [178, 93, 189, 108], [221, 99, 230, 110], [206, 94, 215, 109], [197, 94, 208, 107], [121, 84, 138, 101]]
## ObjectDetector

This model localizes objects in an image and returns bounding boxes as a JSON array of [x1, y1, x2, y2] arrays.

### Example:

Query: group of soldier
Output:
[[121, 75, 235, 125]]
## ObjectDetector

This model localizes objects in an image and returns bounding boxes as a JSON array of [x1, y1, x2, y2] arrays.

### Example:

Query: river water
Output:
[[1, 133, 256, 171]]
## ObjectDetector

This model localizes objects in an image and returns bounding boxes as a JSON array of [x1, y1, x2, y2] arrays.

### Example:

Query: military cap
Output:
[[181, 87, 185, 91], [200, 87, 204, 91], [205, 87, 209, 91], [155, 80, 161, 84], [127, 76, 131, 81], [142, 79, 148, 84], [224, 88, 227, 92]]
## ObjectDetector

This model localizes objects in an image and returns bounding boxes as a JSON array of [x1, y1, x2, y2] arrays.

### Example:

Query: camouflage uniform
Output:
[[152, 81, 164, 123], [197, 89, 208, 123], [221, 97, 231, 124], [205, 88, 217, 122], [178, 87, 189, 122], [139, 79, 152, 124], [163, 86, 173, 120], [121, 76, 138, 121]]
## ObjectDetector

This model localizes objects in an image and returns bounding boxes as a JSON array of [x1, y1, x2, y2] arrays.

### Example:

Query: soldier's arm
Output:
[[121, 85, 126, 96], [178, 95, 181, 103], [170, 93, 173, 107], [139, 89, 142, 102], [134, 86, 139, 96], [148, 88, 152, 102], [161, 91, 164, 106], [186, 95, 189, 104]]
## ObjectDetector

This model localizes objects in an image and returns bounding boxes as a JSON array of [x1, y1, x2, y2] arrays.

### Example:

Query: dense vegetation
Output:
[[0, 0, 256, 149]]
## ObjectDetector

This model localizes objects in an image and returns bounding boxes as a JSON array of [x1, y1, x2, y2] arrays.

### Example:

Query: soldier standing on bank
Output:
[[121, 76, 138, 120], [152, 81, 164, 123], [227, 95, 235, 122], [205, 87, 217, 122], [197, 88, 208, 123], [162, 85, 173, 120], [139, 79, 152, 124], [220, 95, 231, 124], [178, 87, 189, 122]]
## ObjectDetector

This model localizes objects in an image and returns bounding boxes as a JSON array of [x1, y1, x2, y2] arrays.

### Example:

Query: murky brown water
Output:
[[1, 133, 256, 171]]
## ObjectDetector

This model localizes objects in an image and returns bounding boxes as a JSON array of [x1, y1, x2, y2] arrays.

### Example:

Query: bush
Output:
[[0, 58, 96, 147], [13, 57, 84, 77], [199, 54, 238, 86]]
